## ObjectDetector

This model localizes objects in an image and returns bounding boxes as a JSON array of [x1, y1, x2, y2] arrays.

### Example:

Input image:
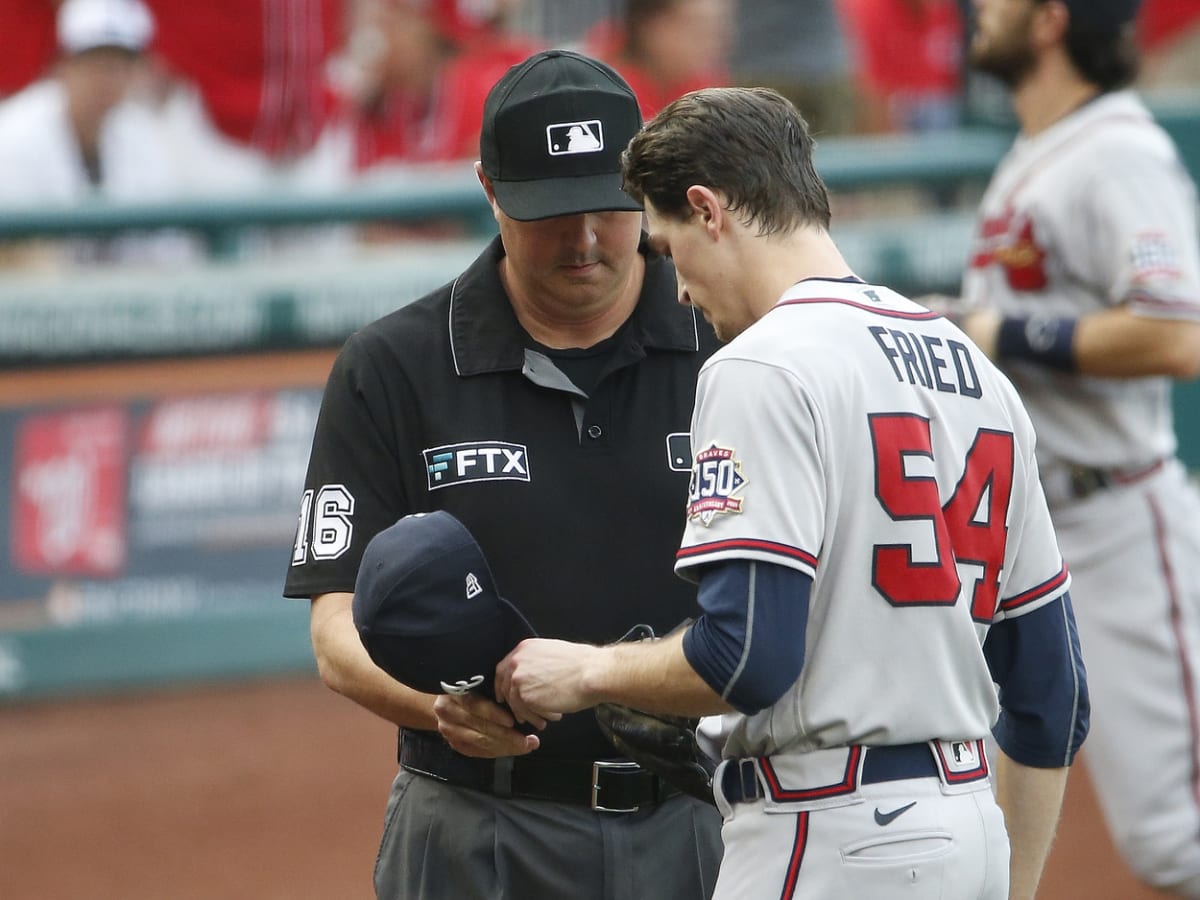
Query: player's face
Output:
[[969, 0, 1038, 87], [644, 200, 750, 343]]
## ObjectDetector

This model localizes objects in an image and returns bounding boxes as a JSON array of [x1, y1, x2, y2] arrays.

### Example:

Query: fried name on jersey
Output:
[[868, 326, 982, 398]]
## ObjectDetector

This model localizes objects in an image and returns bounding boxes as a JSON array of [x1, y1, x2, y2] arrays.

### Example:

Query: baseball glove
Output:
[[595, 702, 717, 805]]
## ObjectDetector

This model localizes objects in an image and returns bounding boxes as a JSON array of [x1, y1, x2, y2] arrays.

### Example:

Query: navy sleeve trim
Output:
[[984, 590, 1090, 767], [681, 559, 812, 715]]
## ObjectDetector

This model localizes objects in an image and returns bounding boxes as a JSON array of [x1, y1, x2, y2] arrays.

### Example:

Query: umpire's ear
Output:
[[475, 162, 501, 220]]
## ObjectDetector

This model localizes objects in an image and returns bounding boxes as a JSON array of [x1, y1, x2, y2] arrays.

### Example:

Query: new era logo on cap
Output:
[[547, 121, 604, 156], [352, 510, 536, 701]]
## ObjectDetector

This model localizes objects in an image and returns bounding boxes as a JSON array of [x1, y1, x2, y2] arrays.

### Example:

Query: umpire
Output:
[[284, 50, 723, 899]]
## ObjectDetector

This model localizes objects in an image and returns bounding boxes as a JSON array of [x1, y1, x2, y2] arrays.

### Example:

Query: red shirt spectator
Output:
[[840, 0, 962, 132], [143, 0, 344, 159], [1139, 0, 1200, 51], [0, 0, 58, 97], [351, 0, 537, 169], [584, 0, 731, 121], [353, 50, 524, 167]]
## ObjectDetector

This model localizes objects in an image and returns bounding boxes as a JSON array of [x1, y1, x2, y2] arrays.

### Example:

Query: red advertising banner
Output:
[[12, 406, 129, 577]]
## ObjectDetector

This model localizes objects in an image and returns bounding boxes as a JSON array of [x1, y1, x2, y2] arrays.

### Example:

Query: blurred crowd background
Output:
[[0, 0, 1197, 270]]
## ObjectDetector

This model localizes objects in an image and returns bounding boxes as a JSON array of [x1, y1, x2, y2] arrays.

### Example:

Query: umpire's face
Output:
[[478, 168, 645, 317]]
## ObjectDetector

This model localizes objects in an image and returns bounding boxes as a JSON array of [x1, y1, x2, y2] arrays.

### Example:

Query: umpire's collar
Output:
[[448, 234, 702, 377]]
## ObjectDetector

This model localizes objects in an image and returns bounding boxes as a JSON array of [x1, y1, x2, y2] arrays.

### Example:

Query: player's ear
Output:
[[684, 185, 724, 238], [1032, 0, 1069, 46]]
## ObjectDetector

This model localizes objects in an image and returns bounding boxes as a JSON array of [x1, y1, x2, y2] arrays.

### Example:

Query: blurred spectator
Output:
[[505, 0, 614, 47], [840, 0, 962, 133], [728, 0, 857, 134], [1138, 0, 1200, 90], [583, 0, 732, 119], [349, 0, 537, 170], [0, 0, 197, 266], [145, 0, 354, 195], [0, 0, 58, 97]]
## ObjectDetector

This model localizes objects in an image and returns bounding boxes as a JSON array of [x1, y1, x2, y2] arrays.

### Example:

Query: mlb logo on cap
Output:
[[352, 510, 535, 700], [547, 121, 604, 156]]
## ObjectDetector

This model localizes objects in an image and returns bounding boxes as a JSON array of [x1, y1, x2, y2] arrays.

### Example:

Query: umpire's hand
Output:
[[433, 691, 540, 758]]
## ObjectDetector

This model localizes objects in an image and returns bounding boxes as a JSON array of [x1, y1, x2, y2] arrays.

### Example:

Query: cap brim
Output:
[[491, 173, 642, 222]]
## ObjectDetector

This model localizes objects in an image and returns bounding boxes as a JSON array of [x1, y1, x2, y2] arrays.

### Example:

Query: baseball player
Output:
[[498, 87, 1090, 900], [952, 0, 1200, 895]]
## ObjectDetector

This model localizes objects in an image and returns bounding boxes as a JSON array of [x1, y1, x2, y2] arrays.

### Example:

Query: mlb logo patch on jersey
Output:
[[1131, 230, 1182, 279], [687, 444, 746, 526], [424, 441, 530, 490], [546, 121, 604, 156]]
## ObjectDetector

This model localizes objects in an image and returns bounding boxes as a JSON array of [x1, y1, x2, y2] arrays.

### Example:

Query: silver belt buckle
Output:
[[591, 760, 642, 813]]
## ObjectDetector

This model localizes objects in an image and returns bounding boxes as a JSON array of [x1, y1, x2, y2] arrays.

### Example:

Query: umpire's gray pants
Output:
[[374, 769, 723, 900]]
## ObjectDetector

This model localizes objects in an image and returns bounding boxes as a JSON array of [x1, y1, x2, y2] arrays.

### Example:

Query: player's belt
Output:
[[399, 728, 681, 813], [720, 742, 939, 805], [1042, 458, 1167, 507]]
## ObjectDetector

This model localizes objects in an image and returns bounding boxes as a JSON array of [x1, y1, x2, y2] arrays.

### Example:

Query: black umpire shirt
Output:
[[284, 234, 720, 760]]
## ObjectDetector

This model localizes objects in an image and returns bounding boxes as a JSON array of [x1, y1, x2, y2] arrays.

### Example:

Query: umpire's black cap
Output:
[[352, 511, 535, 700], [480, 49, 644, 221]]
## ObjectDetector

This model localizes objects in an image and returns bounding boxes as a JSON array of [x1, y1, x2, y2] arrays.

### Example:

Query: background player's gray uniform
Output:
[[962, 89, 1200, 895]]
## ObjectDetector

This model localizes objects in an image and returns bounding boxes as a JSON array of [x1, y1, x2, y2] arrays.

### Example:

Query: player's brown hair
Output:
[[621, 87, 831, 236]]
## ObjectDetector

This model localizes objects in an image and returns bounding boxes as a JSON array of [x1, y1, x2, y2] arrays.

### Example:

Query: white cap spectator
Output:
[[57, 0, 155, 56]]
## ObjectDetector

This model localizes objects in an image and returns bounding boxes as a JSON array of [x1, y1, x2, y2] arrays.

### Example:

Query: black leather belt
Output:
[[399, 729, 680, 813], [722, 742, 939, 805], [1066, 458, 1165, 502]]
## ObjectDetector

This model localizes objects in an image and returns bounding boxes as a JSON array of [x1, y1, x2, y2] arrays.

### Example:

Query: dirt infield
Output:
[[0, 674, 1171, 900]]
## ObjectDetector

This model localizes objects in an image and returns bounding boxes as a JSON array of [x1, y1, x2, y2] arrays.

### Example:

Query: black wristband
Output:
[[995, 316, 1077, 371]]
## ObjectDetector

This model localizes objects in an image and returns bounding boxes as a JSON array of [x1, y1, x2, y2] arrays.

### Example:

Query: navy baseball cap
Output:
[[1057, 0, 1141, 32], [352, 511, 535, 700], [480, 49, 644, 221]]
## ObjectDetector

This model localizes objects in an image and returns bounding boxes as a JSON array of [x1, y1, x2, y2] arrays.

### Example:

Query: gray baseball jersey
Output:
[[959, 89, 1200, 892], [961, 89, 1200, 473], [675, 278, 1069, 761]]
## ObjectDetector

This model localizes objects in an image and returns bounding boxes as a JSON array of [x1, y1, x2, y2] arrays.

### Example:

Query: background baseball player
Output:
[[949, 0, 1200, 894], [498, 86, 1090, 900]]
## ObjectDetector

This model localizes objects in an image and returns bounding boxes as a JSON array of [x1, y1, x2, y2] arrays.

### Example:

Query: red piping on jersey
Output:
[[774, 297, 942, 321], [1148, 493, 1200, 812], [999, 563, 1069, 612], [676, 539, 818, 569], [759, 746, 862, 802], [1129, 290, 1200, 320], [779, 812, 809, 900]]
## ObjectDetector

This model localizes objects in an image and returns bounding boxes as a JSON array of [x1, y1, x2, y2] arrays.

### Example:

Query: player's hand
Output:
[[958, 308, 1002, 360], [432, 691, 539, 758], [495, 638, 601, 726]]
